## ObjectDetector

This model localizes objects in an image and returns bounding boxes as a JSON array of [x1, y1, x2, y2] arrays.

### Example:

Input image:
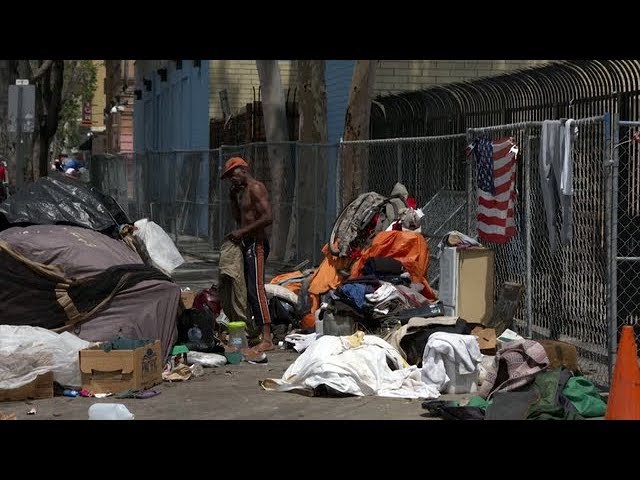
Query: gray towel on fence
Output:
[[539, 119, 575, 253]]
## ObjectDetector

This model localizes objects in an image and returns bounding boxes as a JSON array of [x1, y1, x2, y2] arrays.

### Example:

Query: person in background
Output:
[[53, 155, 65, 172], [64, 153, 83, 171]]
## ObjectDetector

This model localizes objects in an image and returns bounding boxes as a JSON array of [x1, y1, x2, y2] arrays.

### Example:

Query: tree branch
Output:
[[32, 60, 53, 81]]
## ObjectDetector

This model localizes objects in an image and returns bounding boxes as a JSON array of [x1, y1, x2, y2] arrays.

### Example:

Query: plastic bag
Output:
[[133, 218, 185, 276], [186, 351, 227, 367], [0, 325, 94, 389]]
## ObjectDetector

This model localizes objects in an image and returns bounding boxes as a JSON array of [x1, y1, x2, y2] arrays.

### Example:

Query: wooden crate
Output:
[[0, 371, 54, 402]]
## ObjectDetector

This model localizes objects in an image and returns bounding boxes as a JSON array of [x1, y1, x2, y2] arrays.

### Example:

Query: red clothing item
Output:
[[0, 164, 5, 182]]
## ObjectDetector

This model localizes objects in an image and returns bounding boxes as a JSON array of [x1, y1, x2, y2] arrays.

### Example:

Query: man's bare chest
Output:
[[238, 189, 253, 210]]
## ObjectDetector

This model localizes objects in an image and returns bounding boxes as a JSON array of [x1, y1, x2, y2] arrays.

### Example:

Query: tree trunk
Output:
[[0, 61, 18, 186], [37, 60, 64, 178], [0, 60, 63, 186], [256, 60, 293, 262], [292, 60, 328, 264], [341, 60, 378, 207]]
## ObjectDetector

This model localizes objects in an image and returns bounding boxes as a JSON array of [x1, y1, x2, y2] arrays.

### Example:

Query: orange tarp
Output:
[[270, 270, 304, 296], [302, 244, 353, 328], [350, 230, 436, 301], [302, 231, 436, 328]]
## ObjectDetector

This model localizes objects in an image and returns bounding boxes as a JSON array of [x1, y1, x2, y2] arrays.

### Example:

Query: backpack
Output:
[[177, 308, 223, 354], [269, 296, 300, 328], [330, 191, 407, 257]]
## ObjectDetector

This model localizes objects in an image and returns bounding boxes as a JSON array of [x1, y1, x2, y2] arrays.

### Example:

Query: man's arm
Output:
[[236, 182, 273, 237]]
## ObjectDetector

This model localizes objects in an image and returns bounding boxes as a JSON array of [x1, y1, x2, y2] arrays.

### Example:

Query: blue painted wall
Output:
[[133, 60, 210, 236], [325, 60, 355, 145], [324, 60, 355, 226], [134, 60, 209, 152]]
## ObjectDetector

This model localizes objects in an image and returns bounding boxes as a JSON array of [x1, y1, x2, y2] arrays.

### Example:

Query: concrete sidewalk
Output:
[[1, 349, 467, 420], [0, 252, 470, 421]]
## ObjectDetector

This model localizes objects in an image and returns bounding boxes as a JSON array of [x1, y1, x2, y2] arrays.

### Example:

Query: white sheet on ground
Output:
[[0, 325, 94, 389], [261, 332, 439, 399]]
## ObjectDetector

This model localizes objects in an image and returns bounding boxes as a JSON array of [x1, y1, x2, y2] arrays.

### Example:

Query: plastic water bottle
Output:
[[88, 403, 135, 420], [227, 321, 248, 350]]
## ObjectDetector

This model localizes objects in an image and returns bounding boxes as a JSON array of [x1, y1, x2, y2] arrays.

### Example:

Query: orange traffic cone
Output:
[[606, 326, 640, 420]]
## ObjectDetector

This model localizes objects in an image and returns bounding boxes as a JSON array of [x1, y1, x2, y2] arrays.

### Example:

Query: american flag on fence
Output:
[[467, 136, 519, 244]]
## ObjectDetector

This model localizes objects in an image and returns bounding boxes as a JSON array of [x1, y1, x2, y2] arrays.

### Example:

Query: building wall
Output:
[[374, 60, 550, 93], [104, 60, 135, 154], [207, 59, 550, 120], [133, 60, 210, 236], [325, 60, 355, 145], [134, 60, 209, 152], [208, 60, 296, 120], [91, 60, 106, 133]]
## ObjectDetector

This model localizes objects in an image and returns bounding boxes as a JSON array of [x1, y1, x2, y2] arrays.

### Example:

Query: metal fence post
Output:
[[336, 137, 343, 216], [465, 129, 474, 236], [524, 128, 533, 338], [397, 142, 403, 184], [313, 144, 320, 267], [218, 147, 225, 249], [607, 112, 619, 382], [173, 151, 179, 248], [295, 144, 300, 265]]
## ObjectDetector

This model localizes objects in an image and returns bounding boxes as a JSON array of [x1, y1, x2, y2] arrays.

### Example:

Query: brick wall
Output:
[[374, 60, 550, 94], [104, 60, 135, 154], [91, 60, 106, 132], [208, 60, 551, 119], [209, 60, 296, 119]]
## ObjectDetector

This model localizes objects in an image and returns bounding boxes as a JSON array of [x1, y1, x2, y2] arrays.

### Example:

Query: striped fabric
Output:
[[470, 136, 519, 244]]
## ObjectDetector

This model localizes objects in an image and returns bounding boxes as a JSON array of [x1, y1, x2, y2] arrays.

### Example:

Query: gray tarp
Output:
[[0, 225, 178, 360]]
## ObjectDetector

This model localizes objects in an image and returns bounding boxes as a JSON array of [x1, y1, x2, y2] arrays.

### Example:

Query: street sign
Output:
[[8, 84, 36, 134], [15, 79, 29, 86]]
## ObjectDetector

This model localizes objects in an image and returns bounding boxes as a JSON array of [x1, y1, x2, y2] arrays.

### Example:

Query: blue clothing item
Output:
[[64, 159, 81, 170], [337, 283, 368, 311]]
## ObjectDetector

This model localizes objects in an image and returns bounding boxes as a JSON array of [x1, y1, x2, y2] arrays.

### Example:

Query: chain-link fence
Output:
[[130, 151, 214, 250], [217, 142, 338, 267], [90, 114, 624, 387], [339, 134, 468, 285], [91, 143, 339, 268], [465, 117, 611, 387], [89, 153, 131, 218], [613, 119, 640, 365]]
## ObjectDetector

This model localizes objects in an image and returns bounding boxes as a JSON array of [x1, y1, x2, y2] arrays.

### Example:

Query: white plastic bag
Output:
[[186, 351, 227, 368], [0, 325, 94, 389], [133, 218, 185, 276]]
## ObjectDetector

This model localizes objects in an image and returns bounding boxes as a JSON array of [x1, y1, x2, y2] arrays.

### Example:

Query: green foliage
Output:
[[57, 60, 98, 152]]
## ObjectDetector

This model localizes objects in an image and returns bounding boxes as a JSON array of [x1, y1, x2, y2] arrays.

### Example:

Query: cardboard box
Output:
[[0, 371, 54, 402], [439, 247, 495, 325], [79, 340, 162, 394], [471, 325, 497, 355]]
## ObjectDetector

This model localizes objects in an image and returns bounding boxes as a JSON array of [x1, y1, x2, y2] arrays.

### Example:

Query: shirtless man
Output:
[[221, 157, 275, 352]]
